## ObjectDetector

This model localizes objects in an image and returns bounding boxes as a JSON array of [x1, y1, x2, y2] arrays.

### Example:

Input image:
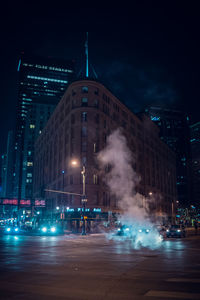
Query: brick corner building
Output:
[[33, 79, 177, 228]]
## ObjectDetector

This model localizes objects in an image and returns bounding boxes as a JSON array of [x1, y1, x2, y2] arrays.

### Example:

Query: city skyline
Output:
[[1, 3, 200, 153]]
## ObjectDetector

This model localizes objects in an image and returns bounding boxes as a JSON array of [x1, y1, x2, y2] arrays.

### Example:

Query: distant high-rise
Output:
[[0, 131, 14, 198], [13, 54, 75, 204], [190, 122, 200, 208], [0, 154, 7, 198], [145, 106, 192, 208]]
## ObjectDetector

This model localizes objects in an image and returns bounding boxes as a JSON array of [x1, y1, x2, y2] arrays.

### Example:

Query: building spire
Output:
[[85, 32, 89, 77]]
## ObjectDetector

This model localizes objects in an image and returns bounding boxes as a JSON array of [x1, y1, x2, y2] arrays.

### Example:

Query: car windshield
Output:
[[171, 225, 180, 229]]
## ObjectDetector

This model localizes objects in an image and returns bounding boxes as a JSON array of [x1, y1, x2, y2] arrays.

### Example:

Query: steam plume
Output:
[[97, 128, 162, 249]]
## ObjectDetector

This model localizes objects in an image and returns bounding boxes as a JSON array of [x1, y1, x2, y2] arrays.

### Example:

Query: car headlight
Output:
[[6, 227, 11, 232], [50, 227, 56, 233], [14, 227, 19, 232], [42, 227, 47, 232], [125, 228, 130, 231], [177, 229, 181, 232], [146, 229, 150, 233], [117, 228, 121, 231], [166, 229, 169, 232], [138, 229, 142, 233]]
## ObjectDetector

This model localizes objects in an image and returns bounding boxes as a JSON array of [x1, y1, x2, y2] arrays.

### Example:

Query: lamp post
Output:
[[61, 170, 65, 227], [71, 160, 87, 235], [81, 166, 87, 235]]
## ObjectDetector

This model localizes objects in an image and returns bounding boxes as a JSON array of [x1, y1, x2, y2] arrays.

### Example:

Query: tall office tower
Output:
[[0, 154, 7, 198], [0, 131, 14, 198], [190, 122, 200, 208], [13, 54, 75, 203], [145, 106, 192, 208], [33, 79, 177, 229]]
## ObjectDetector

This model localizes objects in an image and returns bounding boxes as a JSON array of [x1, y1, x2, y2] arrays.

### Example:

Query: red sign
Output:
[[1, 199, 31, 206], [3, 199, 18, 205], [35, 200, 45, 207], [20, 200, 31, 206]]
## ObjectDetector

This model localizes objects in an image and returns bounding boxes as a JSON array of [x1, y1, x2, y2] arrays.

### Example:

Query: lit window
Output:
[[27, 162, 33, 166], [82, 86, 88, 93], [82, 98, 88, 107], [27, 173, 32, 178], [30, 124, 35, 129], [26, 179, 32, 183], [81, 112, 87, 122], [27, 75, 68, 84], [93, 174, 99, 184], [151, 116, 160, 121]]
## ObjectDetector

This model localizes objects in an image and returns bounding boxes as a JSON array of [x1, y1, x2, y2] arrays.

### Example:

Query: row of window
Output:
[[27, 75, 68, 84]]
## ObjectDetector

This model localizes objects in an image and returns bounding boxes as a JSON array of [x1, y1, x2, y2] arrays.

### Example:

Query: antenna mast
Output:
[[85, 32, 89, 78]]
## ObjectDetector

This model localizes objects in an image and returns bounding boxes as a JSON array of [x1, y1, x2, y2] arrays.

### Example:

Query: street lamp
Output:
[[61, 170, 65, 226], [62, 170, 65, 212], [81, 165, 87, 235], [71, 160, 87, 235]]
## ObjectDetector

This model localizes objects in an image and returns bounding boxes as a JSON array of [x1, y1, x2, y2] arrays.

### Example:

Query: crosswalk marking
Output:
[[145, 290, 200, 299]]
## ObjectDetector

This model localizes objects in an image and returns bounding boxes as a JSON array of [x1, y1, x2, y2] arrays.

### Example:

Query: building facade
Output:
[[13, 54, 75, 203], [0, 131, 14, 198], [145, 106, 192, 208], [190, 122, 200, 208], [33, 80, 177, 224], [0, 154, 7, 198]]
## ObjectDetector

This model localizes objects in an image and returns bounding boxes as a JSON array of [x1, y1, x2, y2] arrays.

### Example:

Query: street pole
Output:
[[172, 201, 174, 224], [62, 170, 65, 227], [81, 166, 87, 235]]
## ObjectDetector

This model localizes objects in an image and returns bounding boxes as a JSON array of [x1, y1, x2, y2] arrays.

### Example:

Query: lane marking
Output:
[[167, 278, 200, 283], [145, 290, 200, 299]]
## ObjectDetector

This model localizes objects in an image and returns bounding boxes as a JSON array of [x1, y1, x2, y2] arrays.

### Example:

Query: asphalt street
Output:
[[0, 233, 200, 300]]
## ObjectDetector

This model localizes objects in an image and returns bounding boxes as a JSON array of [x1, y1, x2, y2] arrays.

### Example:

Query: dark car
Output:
[[39, 224, 62, 235], [166, 225, 186, 238], [138, 228, 150, 234], [116, 225, 133, 236]]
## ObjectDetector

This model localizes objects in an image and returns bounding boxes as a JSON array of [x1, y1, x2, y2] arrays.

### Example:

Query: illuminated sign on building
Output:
[[35, 200, 45, 206], [0, 199, 31, 205]]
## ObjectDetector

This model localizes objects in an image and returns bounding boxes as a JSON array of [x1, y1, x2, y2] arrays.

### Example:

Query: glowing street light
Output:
[[71, 159, 87, 235], [71, 160, 78, 166]]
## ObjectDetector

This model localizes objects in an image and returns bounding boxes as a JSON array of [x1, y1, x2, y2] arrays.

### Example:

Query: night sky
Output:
[[0, 2, 200, 154]]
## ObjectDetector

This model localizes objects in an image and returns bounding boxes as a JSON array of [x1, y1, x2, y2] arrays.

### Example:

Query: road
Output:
[[0, 233, 200, 300]]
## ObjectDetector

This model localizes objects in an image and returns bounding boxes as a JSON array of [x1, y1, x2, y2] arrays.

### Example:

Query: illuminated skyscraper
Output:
[[190, 122, 200, 207], [13, 54, 75, 204], [145, 106, 192, 207]]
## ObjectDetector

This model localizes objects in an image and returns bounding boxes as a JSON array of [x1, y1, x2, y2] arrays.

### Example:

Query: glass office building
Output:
[[13, 54, 75, 203], [145, 106, 192, 207]]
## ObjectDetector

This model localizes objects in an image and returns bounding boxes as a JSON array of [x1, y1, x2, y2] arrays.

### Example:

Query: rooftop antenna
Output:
[[85, 32, 89, 77]]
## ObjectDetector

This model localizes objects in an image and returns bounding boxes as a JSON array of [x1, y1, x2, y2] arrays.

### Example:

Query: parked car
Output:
[[166, 225, 186, 238]]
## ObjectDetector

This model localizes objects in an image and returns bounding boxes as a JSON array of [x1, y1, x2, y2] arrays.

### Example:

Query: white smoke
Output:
[[97, 128, 162, 249]]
